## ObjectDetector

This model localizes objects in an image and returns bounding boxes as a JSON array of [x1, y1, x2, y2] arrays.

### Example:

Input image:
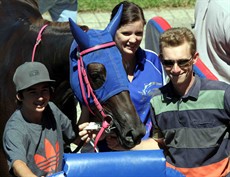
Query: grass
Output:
[[78, 0, 195, 12]]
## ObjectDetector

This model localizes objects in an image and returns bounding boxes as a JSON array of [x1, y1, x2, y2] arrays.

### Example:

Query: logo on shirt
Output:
[[34, 139, 60, 174]]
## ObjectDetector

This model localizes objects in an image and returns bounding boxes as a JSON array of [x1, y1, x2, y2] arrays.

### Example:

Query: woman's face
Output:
[[115, 20, 144, 57]]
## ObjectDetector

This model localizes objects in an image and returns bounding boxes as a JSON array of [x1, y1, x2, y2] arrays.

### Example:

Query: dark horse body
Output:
[[0, 0, 145, 176], [0, 1, 76, 176]]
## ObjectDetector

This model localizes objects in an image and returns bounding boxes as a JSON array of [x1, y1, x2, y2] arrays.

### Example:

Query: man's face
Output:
[[161, 42, 197, 87]]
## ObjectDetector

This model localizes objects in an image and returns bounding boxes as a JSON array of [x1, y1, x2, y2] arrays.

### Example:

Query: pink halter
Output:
[[32, 25, 115, 151], [77, 41, 116, 151]]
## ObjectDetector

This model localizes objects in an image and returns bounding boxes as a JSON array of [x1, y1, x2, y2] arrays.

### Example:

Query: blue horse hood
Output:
[[70, 38, 128, 104], [69, 30, 129, 105], [69, 4, 129, 105]]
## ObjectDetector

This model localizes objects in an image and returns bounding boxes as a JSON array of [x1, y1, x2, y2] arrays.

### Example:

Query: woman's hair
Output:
[[110, 1, 146, 28], [159, 27, 196, 59]]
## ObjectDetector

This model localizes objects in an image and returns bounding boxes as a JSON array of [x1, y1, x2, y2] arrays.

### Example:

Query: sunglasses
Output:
[[161, 56, 193, 68]]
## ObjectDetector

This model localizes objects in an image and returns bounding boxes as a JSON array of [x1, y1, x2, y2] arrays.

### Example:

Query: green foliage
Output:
[[78, 0, 195, 12]]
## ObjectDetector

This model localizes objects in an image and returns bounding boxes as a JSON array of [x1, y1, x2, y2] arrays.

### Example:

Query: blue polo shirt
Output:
[[129, 48, 165, 139]]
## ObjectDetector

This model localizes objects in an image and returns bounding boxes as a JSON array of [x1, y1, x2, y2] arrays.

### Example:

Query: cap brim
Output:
[[17, 79, 55, 92]]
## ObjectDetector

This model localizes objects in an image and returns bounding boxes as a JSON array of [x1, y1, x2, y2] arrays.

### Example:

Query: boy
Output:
[[3, 62, 76, 176]]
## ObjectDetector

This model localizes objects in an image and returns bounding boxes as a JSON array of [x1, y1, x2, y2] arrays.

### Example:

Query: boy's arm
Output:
[[12, 160, 38, 177]]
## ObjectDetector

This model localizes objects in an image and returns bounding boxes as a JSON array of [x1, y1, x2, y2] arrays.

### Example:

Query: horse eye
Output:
[[90, 72, 100, 80], [87, 63, 106, 90]]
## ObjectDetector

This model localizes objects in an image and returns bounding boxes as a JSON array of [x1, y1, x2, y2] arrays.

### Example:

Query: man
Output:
[[150, 27, 230, 177], [194, 0, 230, 83], [3, 62, 77, 176], [38, 0, 78, 22]]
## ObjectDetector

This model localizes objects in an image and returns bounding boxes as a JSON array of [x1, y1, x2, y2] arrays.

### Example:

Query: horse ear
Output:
[[105, 4, 123, 38], [69, 18, 90, 50]]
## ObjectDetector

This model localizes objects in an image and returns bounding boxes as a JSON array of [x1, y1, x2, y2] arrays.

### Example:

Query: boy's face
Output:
[[20, 82, 51, 114]]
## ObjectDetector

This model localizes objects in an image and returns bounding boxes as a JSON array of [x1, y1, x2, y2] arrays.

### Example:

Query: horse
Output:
[[0, 0, 145, 176]]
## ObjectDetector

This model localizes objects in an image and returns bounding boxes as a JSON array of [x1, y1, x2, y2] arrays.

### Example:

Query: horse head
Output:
[[69, 5, 146, 149]]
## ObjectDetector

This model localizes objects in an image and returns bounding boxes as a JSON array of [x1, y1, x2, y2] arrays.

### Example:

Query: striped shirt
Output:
[[150, 75, 230, 177]]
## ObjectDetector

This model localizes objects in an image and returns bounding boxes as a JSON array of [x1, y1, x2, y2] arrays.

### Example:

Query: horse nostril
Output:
[[122, 125, 146, 148], [125, 130, 135, 143], [125, 127, 145, 143]]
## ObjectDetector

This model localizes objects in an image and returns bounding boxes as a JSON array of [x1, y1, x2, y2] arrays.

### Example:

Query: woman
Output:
[[79, 1, 165, 151]]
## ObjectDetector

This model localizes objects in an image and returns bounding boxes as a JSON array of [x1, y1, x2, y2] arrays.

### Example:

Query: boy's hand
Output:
[[78, 122, 97, 143]]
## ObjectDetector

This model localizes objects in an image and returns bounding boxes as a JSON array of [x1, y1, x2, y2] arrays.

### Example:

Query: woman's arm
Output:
[[106, 135, 160, 151], [131, 138, 160, 150]]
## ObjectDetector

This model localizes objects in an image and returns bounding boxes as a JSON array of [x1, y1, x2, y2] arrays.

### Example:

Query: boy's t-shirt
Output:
[[3, 102, 75, 176]]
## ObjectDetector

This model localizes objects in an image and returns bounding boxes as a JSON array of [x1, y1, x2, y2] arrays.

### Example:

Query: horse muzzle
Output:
[[115, 123, 146, 149]]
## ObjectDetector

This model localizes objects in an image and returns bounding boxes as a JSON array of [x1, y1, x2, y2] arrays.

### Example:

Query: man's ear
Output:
[[16, 93, 23, 101], [193, 52, 199, 64]]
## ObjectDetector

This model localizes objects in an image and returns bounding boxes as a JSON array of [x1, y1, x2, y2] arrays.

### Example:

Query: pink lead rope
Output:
[[77, 41, 116, 151], [31, 24, 113, 152], [31, 24, 48, 62]]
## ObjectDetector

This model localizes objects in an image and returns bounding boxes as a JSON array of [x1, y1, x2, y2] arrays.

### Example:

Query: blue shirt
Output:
[[129, 48, 165, 139]]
